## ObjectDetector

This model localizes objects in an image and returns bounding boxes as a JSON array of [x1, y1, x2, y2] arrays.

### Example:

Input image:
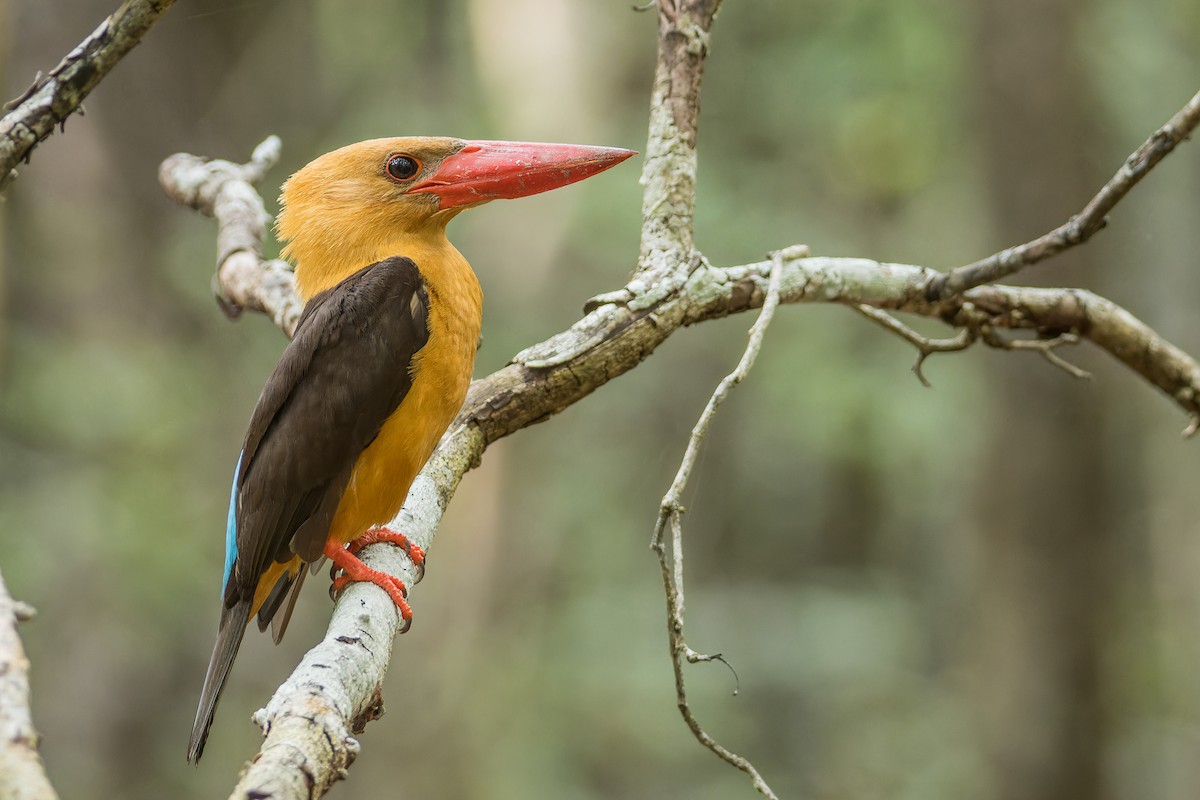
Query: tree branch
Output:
[[0, 0, 176, 193], [632, 0, 720, 273], [925, 88, 1200, 300], [0, 568, 58, 800], [696, 256, 1200, 434]]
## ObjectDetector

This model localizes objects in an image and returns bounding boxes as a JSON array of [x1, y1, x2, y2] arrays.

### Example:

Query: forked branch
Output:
[[852, 305, 975, 387], [854, 306, 1092, 386]]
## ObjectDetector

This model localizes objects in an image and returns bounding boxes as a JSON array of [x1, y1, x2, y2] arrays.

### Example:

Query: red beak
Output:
[[410, 140, 636, 209]]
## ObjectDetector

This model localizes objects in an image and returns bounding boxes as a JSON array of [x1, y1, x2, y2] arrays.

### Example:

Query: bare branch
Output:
[[854, 304, 1094, 384], [686, 255, 1200, 433], [926, 88, 1200, 300], [634, 0, 722, 284], [853, 305, 976, 387], [651, 248, 794, 800], [0, 568, 58, 800], [0, 0, 177, 193], [948, 284, 1197, 427]]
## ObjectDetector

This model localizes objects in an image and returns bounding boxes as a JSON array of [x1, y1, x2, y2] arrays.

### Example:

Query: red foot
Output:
[[346, 527, 426, 574], [324, 539, 414, 632]]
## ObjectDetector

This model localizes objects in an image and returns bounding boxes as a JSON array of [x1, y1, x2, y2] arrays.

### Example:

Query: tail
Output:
[[188, 599, 252, 763]]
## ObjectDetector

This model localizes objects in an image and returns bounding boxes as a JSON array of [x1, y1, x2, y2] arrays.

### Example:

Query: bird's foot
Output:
[[347, 527, 425, 582], [324, 539, 414, 632]]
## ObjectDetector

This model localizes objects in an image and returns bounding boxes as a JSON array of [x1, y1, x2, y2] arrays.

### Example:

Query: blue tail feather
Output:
[[222, 452, 243, 595]]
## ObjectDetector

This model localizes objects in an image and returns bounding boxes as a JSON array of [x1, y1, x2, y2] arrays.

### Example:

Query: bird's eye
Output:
[[386, 154, 421, 181]]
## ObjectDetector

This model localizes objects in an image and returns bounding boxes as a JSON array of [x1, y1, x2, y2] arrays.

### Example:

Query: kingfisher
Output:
[[188, 137, 635, 762]]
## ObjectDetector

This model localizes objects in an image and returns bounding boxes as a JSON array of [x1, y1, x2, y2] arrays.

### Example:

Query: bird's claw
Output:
[[349, 527, 426, 583], [323, 538, 415, 630]]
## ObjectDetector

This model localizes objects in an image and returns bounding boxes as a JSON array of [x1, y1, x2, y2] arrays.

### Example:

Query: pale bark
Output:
[[0, 570, 57, 800]]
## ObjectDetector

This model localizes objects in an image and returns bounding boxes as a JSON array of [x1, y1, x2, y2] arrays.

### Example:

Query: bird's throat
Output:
[[289, 225, 464, 303]]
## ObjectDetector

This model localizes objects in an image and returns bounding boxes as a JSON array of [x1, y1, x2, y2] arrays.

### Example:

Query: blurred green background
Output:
[[3, 0, 1200, 798]]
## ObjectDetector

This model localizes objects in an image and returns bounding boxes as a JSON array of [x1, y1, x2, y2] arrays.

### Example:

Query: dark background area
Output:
[[2, 1, 1199, 798]]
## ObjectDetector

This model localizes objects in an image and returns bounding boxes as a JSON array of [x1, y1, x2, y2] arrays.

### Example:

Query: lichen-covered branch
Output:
[[926, 87, 1200, 300], [0, 568, 58, 800], [693, 256, 1200, 432], [636, 0, 721, 268], [0, 0, 176, 193]]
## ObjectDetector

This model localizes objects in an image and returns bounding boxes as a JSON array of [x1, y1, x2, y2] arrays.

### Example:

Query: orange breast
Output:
[[327, 323, 476, 543], [250, 246, 482, 616], [328, 253, 482, 543]]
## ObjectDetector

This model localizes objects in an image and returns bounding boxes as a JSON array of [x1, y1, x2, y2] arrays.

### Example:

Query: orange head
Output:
[[277, 137, 635, 299]]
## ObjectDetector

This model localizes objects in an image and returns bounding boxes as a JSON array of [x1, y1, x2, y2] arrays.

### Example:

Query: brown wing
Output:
[[223, 256, 430, 610]]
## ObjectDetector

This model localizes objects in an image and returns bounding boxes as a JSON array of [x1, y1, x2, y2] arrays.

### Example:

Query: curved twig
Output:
[[159, 136, 302, 336], [651, 247, 791, 800], [980, 329, 1091, 380]]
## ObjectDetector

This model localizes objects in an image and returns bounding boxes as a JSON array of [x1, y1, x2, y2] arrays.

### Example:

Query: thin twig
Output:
[[927, 87, 1200, 300], [0, 568, 58, 800], [0, 0, 177, 193], [651, 249, 790, 800], [853, 304, 976, 387], [855, 304, 1092, 385], [980, 329, 1092, 380]]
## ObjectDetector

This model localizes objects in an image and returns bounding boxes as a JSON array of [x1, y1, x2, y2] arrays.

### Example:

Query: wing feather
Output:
[[222, 257, 431, 619]]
